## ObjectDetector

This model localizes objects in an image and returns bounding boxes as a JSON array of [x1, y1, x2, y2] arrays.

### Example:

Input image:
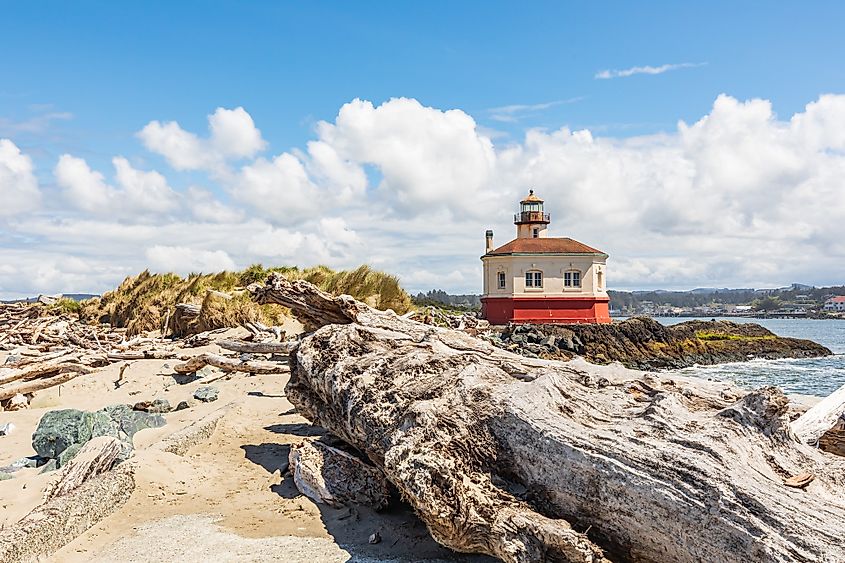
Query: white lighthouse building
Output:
[[480, 190, 610, 324]]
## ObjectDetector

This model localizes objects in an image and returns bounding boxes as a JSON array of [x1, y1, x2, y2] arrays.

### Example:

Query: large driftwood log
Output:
[[44, 436, 124, 500], [216, 338, 296, 355], [0, 365, 92, 401], [256, 274, 845, 563], [173, 352, 289, 375], [793, 382, 845, 445], [289, 440, 391, 510]]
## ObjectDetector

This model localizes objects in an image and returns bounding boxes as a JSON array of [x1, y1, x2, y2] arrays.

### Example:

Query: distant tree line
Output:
[[414, 284, 845, 313], [413, 290, 481, 311]]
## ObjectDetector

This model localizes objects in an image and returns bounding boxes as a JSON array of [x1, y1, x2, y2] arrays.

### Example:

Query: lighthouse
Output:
[[480, 190, 611, 324]]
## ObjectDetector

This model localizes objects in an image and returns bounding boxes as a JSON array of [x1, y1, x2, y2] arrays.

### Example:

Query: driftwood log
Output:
[[43, 436, 124, 500], [254, 274, 845, 563], [289, 440, 391, 510], [173, 352, 289, 375], [216, 338, 296, 355]]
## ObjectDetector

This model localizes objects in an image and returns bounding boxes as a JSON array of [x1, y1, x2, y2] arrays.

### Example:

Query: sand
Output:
[[0, 329, 490, 563]]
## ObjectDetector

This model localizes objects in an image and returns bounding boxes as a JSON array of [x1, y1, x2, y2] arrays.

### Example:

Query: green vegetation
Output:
[[50, 297, 82, 315], [80, 264, 411, 336], [695, 332, 776, 341]]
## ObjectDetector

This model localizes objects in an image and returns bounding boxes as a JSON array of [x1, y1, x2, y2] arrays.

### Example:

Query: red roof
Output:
[[828, 296, 845, 303], [486, 237, 606, 256]]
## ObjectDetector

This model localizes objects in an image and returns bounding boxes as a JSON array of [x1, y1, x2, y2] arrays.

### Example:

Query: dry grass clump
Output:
[[80, 264, 411, 336]]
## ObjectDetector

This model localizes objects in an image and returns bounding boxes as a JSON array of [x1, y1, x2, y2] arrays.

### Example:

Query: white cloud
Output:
[[0, 139, 41, 216], [8, 93, 845, 298], [145, 245, 236, 274], [316, 97, 498, 216], [55, 155, 179, 215], [186, 186, 244, 223], [138, 106, 266, 172], [234, 152, 321, 221], [488, 97, 584, 123], [595, 62, 706, 79], [54, 154, 111, 213]]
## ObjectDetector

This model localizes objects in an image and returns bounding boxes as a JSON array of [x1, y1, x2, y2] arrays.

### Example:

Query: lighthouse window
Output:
[[525, 271, 543, 288], [564, 271, 581, 288], [532, 228, 539, 238], [497, 272, 506, 289]]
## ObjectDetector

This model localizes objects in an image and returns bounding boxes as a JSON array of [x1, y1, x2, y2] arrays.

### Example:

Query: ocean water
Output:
[[656, 317, 845, 397]]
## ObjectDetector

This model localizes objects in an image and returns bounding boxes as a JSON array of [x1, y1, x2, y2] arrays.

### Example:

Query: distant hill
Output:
[[1, 293, 99, 304]]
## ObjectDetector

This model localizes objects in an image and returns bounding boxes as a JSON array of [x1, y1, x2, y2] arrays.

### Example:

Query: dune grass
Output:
[[80, 264, 412, 336]]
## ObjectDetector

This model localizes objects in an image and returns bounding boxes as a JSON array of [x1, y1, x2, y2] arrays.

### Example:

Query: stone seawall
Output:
[[488, 317, 832, 370]]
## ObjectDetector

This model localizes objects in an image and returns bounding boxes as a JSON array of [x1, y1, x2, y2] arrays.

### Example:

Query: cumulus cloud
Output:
[[138, 106, 266, 172], [7, 94, 845, 298], [0, 139, 41, 216], [234, 153, 321, 221], [595, 62, 706, 79], [145, 245, 236, 274], [55, 155, 179, 215], [316, 98, 498, 216]]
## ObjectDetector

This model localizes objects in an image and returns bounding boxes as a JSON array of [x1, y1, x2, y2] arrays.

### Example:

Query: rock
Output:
[[497, 317, 832, 370], [197, 365, 218, 378], [0, 456, 42, 473], [39, 458, 58, 473], [174, 400, 191, 411], [7, 393, 28, 411], [32, 405, 166, 461], [32, 409, 96, 459], [4, 354, 20, 366], [0, 422, 14, 436], [193, 386, 219, 403], [368, 532, 381, 545], [57, 442, 84, 468], [0, 472, 13, 481], [132, 398, 172, 413]]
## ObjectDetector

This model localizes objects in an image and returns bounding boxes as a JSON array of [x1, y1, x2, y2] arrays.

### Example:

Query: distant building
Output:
[[824, 296, 845, 312], [480, 191, 610, 324]]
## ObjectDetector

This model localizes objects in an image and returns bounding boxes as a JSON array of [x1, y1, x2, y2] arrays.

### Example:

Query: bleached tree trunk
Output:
[[792, 382, 845, 445], [254, 274, 845, 563]]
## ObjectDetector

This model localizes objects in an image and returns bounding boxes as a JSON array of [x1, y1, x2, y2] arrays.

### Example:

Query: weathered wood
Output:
[[44, 436, 124, 500], [173, 352, 290, 375], [0, 361, 88, 386], [251, 275, 362, 329], [819, 419, 845, 457], [106, 349, 176, 361], [0, 365, 92, 401], [793, 382, 845, 446], [0, 463, 134, 563], [289, 440, 391, 510], [216, 338, 296, 355], [261, 275, 845, 563]]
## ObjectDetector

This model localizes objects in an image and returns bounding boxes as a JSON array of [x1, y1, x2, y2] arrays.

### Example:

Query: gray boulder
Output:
[[32, 405, 166, 461], [32, 409, 98, 459], [57, 442, 84, 467], [194, 386, 219, 403], [174, 400, 191, 411]]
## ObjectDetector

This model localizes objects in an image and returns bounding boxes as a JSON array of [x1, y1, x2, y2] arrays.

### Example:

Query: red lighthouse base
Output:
[[481, 296, 611, 325]]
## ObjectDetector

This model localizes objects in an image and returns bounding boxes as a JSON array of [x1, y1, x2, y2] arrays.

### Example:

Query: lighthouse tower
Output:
[[480, 190, 611, 325]]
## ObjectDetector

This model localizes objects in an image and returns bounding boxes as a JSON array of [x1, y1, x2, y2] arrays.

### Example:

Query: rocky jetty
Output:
[[488, 317, 832, 369]]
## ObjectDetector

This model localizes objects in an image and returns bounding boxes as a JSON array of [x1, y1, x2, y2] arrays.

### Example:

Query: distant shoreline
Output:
[[611, 314, 845, 321]]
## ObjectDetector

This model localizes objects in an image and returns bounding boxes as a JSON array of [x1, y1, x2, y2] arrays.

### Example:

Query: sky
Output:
[[2, 1, 845, 298]]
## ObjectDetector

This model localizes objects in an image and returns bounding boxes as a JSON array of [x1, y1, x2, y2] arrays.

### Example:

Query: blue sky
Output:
[[2, 2, 845, 296]]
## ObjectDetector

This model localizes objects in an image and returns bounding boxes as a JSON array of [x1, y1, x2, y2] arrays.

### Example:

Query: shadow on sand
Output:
[[241, 438, 495, 562]]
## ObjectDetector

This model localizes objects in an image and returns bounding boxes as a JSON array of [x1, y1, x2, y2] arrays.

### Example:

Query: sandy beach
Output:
[[0, 329, 490, 563]]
